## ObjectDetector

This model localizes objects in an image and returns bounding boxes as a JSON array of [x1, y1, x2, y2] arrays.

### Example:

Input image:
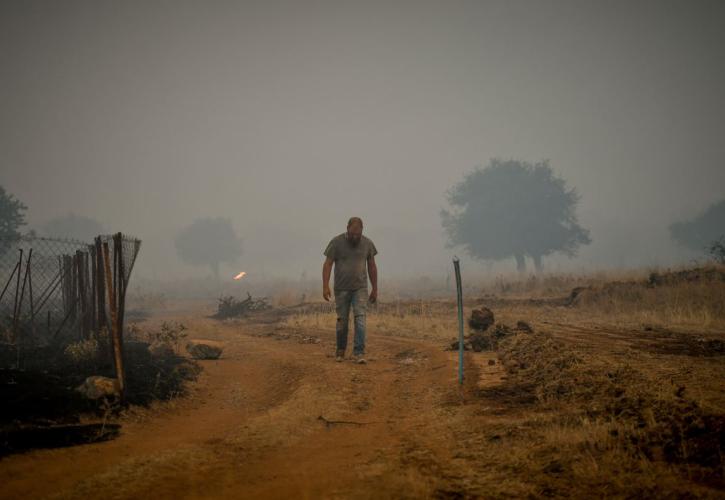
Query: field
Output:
[[0, 266, 723, 498]]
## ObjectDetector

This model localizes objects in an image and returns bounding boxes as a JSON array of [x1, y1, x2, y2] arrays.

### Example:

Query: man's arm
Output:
[[367, 255, 378, 303], [322, 257, 334, 301]]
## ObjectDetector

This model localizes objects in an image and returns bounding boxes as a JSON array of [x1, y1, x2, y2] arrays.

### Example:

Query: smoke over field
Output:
[[1, 1, 724, 498]]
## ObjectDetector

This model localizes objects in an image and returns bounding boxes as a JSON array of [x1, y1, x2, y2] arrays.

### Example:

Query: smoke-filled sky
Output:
[[2, 0, 724, 281]]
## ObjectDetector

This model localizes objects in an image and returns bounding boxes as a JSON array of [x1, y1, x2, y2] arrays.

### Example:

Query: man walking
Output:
[[322, 217, 378, 364]]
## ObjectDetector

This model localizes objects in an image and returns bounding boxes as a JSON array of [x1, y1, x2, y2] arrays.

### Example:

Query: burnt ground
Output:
[[0, 341, 199, 457]]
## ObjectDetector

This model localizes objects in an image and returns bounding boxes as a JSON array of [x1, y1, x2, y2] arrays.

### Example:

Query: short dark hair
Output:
[[347, 217, 363, 229]]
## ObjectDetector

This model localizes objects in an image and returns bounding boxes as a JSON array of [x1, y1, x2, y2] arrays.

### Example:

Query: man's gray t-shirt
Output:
[[324, 233, 377, 291]]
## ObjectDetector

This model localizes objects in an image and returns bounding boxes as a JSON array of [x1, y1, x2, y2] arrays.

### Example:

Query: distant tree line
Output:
[[441, 160, 724, 272], [670, 200, 725, 264], [2, 176, 723, 277]]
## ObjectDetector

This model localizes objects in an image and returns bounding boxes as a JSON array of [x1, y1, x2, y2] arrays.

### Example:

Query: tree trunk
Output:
[[533, 254, 543, 273], [514, 254, 526, 273]]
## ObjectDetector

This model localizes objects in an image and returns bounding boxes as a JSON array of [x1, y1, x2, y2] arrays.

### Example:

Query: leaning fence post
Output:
[[0, 259, 20, 305], [28, 249, 35, 339], [102, 241, 125, 399], [12, 249, 23, 330], [15, 249, 32, 368], [453, 257, 464, 385]]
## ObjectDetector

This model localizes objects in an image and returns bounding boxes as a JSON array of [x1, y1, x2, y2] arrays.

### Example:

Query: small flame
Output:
[[233, 271, 247, 280]]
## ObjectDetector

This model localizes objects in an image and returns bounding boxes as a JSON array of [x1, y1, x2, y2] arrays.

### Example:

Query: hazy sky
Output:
[[2, 0, 724, 280]]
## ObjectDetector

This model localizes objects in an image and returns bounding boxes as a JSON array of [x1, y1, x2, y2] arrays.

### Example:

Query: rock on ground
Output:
[[76, 376, 120, 400], [186, 340, 224, 360]]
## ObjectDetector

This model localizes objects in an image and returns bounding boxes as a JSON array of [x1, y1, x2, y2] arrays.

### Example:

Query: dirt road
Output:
[[0, 311, 497, 499]]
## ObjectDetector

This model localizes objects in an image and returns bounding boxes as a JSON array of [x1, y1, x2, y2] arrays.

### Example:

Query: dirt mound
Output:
[[494, 331, 725, 481], [497, 331, 585, 402], [449, 322, 532, 352], [565, 265, 725, 310], [469, 307, 494, 331]]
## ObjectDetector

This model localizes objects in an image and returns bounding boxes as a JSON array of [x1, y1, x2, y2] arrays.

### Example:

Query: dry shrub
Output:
[[63, 338, 101, 367], [569, 266, 725, 329], [483, 269, 645, 299]]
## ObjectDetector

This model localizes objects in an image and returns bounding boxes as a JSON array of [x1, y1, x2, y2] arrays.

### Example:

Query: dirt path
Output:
[[0, 312, 492, 499]]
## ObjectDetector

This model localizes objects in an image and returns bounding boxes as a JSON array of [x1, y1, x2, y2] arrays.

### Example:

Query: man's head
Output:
[[346, 217, 363, 246]]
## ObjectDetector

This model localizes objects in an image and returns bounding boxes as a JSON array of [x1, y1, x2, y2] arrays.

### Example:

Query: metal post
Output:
[[453, 257, 464, 385]]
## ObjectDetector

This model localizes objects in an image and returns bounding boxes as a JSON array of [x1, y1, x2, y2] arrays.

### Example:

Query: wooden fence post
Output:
[[102, 241, 125, 399]]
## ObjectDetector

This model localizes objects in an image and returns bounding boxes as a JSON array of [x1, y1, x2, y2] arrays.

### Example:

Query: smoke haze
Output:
[[2, 0, 724, 282]]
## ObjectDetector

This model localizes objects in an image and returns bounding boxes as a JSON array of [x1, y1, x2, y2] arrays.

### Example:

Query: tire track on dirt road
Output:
[[0, 313, 477, 499]]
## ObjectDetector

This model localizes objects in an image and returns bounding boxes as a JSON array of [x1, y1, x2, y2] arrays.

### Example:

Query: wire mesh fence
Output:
[[0, 234, 141, 381]]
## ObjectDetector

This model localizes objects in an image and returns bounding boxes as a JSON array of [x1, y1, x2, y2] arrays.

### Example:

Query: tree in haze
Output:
[[441, 159, 591, 273], [42, 213, 105, 241], [669, 199, 725, 259], [175, 217, 243, 279], [0, 185, 28, 253]]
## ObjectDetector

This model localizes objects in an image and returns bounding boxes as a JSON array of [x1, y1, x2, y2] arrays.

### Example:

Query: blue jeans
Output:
[[335, 288, 368, 355]]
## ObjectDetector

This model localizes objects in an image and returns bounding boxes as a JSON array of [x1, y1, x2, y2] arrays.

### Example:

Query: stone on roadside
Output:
[[76, 376, 120, 400], [186, 340, 223, 360]]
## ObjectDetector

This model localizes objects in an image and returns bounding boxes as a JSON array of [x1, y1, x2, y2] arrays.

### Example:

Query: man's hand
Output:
[[367, 256, 378, 304], [322, 257, 334, 302]]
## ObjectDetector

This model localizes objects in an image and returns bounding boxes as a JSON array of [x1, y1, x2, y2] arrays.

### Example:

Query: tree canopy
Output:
[[670, 199, 725, 256], [441, 159, 591, 272], [174, 217, 243, 279], [0, 185, 27, 253]]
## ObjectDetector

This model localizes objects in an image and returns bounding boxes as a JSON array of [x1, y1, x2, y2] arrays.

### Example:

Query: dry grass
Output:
[[281, 265, 725, 496], [283, 300, 460, 343], [572, 276, 725, 330]]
